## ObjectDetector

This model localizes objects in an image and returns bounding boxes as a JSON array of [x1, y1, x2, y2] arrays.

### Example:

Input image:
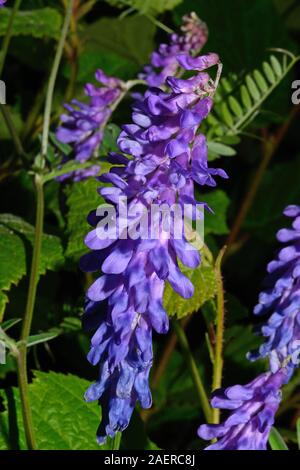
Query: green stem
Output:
[[0, 0, 22, 77], [173, 319, 212, 423], [211, 247, 226, 424], [16, 2, 73, 450], [112, 432, 122, 450], [0, 103, 24, 156], [17, 174, 44, 450], [41, 0, 73, 158]]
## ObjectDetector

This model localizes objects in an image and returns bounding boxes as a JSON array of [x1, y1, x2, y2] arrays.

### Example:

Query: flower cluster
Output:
[[140, 12, 208, 87], [249, 205, 300, 374], [81, 51, 227, 444], [198, 369, 289, 450], [56, 70, 125, 181], [199, 205, 300, 450]]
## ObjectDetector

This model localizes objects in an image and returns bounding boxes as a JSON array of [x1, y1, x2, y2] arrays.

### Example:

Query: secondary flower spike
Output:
[[140, 12, 208, 87], [249, 205, 300, 374], [56, 70, 125, 181], [81, 51, 227, 444], [198, 368, 289, 450]]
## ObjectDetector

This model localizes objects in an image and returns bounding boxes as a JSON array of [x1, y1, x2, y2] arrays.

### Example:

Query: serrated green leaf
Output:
[[0, 214, 63, 275], [65, 178, 106, 259], [0, 8, 62, 39], [201, 190, 230, 235], [263, 61, 276, 84], [0, 371, 109, 450], [270, 54, 283, 77], [0, 225, 26, 322], [253, 69, 269, 93], [0, 226, 26, 292], [246, 75, 261, 101], [163, 264, 217, 319], [269, 427, 289, 450]]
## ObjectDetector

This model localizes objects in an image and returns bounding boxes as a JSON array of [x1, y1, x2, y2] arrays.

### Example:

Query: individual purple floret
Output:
[[140, 12, 208, 87], [81, 51, 227, 444], [198, 368, 289, 450], [249, 205, 300, 374], [56, 70, 125, 181]]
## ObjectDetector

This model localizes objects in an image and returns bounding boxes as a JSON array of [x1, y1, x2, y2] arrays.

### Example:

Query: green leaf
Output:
[[163, 263, 217, 319], [228, 96, 243, 118], [0, 371, 109, 450], [270, 54, 283, 77], [201, 190, 230, 235], [103, 0, 182, 15], [253, 69, 269, 93], [65, 178, 105, 259], [263, 61, 276, 84], [210, 52, 298, 137], [269, 427, 289, 450], [220, 103, 234, 128], [1, 318, 21, 331], [0, 226, 26, 292], [0, 225, 26, 321], [297, 418, 300, 450], [25, 331, 59, 348], [0, 8, 62, 39], [82, 15, 156, 68], [240, 84, 252, 109], [207, 141, 237, 157], [0, 214, 63, 275], [246, 75, 261, 101]]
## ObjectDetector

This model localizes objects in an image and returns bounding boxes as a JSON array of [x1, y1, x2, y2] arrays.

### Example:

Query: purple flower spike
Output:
[[140, 12, 209, 87], [81, 50, 227, 443], [249, 205, 300, 373], [56, 69, 125, 181], [198, 368, 289, 450]]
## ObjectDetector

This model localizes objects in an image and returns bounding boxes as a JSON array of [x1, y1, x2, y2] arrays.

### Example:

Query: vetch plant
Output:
[[81, 51, 227, 444], [1, 0, 300, 453]]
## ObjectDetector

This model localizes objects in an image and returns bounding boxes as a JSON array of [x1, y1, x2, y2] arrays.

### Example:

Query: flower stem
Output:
[[112, 432, 122, 450], [16, 1, 73, 450], [0, 0, 22, 77], [17, 174, 44, 450], [211, 246, 227, 424], [41, 0, 74, 158], [173, 319, 212, 423]]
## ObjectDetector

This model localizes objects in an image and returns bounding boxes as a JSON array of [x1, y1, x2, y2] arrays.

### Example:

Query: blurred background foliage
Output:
[[0, 0, 300, 450]]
